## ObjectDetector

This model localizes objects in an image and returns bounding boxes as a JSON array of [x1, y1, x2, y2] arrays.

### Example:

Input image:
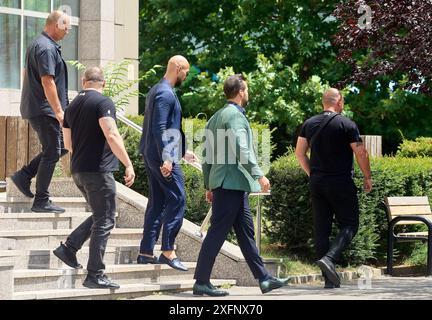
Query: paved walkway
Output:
[[141, 276, 432, 300]]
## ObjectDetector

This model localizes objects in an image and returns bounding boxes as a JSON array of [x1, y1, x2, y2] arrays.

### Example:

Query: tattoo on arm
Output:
[[103, 117, 117, 135]]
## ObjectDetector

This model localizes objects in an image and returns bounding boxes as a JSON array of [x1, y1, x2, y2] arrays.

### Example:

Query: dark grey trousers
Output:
[[65, 172, 116, 277]]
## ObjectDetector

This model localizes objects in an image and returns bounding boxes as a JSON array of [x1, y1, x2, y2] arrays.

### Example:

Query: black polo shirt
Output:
[[299, 111, 363, 184], [63, 90, 119, 174], [20, 32, 69, 120]]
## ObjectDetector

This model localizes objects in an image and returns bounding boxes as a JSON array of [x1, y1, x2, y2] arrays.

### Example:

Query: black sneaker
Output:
[[32, 200, 66, 213], [11, 171, 34, 198], [324, 276, 341, 289], [53, 242, 82, 269], [83, 274, 120, 289]]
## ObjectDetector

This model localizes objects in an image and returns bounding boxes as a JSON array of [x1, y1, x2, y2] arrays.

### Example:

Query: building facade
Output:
[[0, 0, 139, 116]]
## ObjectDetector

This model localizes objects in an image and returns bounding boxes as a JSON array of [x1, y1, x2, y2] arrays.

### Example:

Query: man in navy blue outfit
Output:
[[138, 56, 198, 271]]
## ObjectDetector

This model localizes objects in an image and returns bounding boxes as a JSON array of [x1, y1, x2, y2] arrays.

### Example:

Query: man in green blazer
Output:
[[193, 74, 289, 297]]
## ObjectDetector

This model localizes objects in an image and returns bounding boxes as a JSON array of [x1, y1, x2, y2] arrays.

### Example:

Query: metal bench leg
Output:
[[387, 231, 394, 276], [427, 233, 432, 277]]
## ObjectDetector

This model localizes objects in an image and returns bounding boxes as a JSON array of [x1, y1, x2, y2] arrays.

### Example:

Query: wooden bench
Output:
[[384, 196, 432, 276]]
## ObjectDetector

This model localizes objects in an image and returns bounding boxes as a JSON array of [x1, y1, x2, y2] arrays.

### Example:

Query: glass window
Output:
[[61, 25, 79, 91], [54, 0, 80, 17], [24, 16, 45, 61], [0, 0, 80, 91], [24, 0, 50, 12], [0, 13, 21, 89], [0, 0, 20, 8]]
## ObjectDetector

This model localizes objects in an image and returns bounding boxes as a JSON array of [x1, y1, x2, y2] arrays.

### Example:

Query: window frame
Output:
[[0, 0, 79, 90]]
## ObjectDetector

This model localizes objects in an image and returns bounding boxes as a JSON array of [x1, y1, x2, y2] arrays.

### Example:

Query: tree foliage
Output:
[[139, 0, 432, 155], [334, 0, 432, 94]]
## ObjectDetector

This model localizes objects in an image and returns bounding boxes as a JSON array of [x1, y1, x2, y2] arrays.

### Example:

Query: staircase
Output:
[[0, 178, 236, 300]]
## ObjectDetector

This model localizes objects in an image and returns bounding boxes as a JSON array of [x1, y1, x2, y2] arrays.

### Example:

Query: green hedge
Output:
[[115, 115, 271, 225], [263, 153, 432, 266], [397, 137, 432, 158]]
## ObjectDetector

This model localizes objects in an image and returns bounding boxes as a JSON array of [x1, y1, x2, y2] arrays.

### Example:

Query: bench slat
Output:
[[397, 232, 428, 238], [395, 219, 430, 226], [386, 197, 430, 206], [389, 205, 432, 215]]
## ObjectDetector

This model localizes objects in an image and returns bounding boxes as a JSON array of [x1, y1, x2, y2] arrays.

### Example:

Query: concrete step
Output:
[[6, 178, 82, 199], [0, 212, 119, 230], [12, 245, 175, 269], [0, 197, 90, 213], [0, 228, 143, 250], [13, 279, 236, 300], [13, 262, 197, 292]]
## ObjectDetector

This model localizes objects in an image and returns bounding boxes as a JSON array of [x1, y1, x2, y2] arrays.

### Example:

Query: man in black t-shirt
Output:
[[295, 88, 372, 289], [11, 11, 71, 213], [52, 67, 135, 290]]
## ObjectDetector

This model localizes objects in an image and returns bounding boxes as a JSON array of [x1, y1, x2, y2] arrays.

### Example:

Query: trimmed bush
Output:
[[263, 153, 432, 266], [115, 115, 271, 225], [397, 137, 432, 158]]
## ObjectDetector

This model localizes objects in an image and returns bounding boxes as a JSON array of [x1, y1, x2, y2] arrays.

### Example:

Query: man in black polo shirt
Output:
[[295, 88, 372, 289], [52, 67, 135, 289], [11, 11, 71, 213]]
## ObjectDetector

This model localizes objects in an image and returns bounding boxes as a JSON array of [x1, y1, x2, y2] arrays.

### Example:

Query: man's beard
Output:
[[241, 97, 249, 107], [175, 76, 183, 87]]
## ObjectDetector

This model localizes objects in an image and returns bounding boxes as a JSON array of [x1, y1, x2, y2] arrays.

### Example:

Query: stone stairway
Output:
[[0, 179, 236, 300]]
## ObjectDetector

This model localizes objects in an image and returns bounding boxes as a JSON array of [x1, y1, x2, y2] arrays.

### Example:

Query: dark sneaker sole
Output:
[[317, 260, 341, 286], [31, 208, 66, 213], [11, 175, 34, 198], [53, 249, 82, 269], [83, 282, 120, 290], [193, 290, 229, 297]]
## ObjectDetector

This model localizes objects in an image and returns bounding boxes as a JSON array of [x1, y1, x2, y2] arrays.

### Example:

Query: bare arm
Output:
[[99, 117, 135, 187], [41, 75, 64, 124], [351, 141, 373, 192], [62, 128, 72, 153], [295, 137, 311, 177]]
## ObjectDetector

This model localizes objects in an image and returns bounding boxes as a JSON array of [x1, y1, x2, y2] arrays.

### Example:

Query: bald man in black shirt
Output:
[[296, 88, 372, 289]]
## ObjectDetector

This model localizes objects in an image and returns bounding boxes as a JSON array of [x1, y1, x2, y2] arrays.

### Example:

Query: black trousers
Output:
[[310, 180, 360, 262], [65, 172, 116, 277], [194, 188, 269, 283], [21, 115, 68, 205]]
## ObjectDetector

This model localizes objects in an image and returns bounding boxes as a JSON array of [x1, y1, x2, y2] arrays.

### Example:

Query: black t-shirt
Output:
[[63, 90, 119, 173], [299, 111, 362, 184], [20, 32, 68, 120]]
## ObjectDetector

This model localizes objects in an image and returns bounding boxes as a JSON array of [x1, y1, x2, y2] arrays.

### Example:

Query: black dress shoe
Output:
[[159, 254, 188, 271], [83, 274, 120, 289], [193, 282, 229, 297], [32, 200, 66, 213], [11, 171, 34, 198], [317, 256, 340, 286], [53, 242, 82, 269], [259, 276, 290, 294], [137, 255, 160, 264]]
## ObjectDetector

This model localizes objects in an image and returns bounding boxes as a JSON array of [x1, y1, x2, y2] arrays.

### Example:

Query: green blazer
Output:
[[202, 103, 263, 193]]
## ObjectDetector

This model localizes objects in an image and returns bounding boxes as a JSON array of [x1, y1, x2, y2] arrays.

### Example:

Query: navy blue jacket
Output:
[[140, 79, 186, 164]]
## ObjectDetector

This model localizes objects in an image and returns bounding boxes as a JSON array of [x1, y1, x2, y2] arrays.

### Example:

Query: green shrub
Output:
[[397, 137, 432, 158], [115, 115, 271, 225], [263, 153, 432, 266]]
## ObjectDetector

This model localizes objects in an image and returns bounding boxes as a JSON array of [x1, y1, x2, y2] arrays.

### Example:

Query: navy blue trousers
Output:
[[194, 188, 269, 283], [140, 159, 186, 255]]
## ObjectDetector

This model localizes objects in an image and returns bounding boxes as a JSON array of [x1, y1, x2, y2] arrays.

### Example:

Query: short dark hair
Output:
[[224, 74, 247, 99], [84, 66, 105, 82]]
